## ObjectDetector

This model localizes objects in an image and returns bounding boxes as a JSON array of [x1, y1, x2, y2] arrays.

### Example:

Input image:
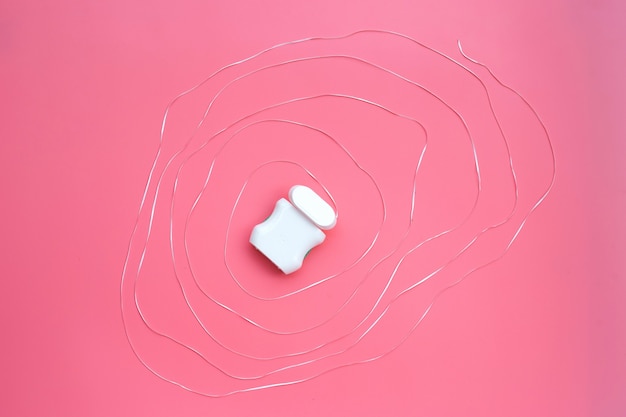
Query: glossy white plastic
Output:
[[249, 186, 336, 274], [289, 185, 337, 230]]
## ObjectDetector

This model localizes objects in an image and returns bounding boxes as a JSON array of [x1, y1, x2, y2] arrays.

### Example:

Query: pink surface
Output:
[[2, 1, 625, 416]]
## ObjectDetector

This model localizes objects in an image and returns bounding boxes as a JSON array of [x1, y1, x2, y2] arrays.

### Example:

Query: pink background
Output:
[[2, 0, 625, 416]]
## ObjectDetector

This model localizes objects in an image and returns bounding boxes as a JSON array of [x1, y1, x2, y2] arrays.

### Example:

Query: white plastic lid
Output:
[[288, 185, 337, 230]]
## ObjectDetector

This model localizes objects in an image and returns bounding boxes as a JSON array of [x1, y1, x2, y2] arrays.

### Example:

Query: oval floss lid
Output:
[[288, 185, 337, 230]]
